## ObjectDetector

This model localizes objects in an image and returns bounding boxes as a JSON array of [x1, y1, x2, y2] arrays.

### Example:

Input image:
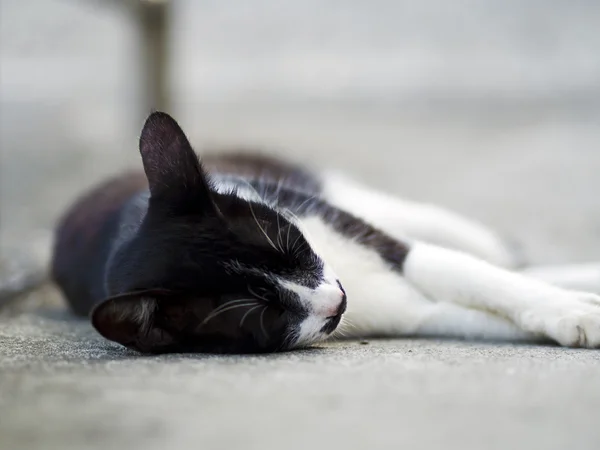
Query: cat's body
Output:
[[52, 112, 600, 353]]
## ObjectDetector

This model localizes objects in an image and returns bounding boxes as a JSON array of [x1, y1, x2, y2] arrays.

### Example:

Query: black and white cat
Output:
[[51, 112, 600, 353]]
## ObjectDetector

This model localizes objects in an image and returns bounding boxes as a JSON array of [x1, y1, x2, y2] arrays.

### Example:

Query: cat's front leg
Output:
[[404, 242, 600, 348]]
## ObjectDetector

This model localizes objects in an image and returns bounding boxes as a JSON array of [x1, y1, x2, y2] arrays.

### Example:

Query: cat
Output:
[[51, 111, 600, 354]]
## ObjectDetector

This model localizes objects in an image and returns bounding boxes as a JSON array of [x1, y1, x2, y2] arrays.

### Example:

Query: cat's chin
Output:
[[292, 314, 345, 349]]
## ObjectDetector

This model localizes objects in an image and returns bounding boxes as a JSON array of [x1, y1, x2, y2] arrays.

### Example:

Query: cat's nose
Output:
[[326, 287, 347, 318], [338, 291, 347, 315], [312, 281, 347, 318], [336, 280, 347, 315], [321, 290, 346, 334]]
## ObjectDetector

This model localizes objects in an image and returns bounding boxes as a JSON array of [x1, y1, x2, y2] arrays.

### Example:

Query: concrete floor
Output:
[[2, 304, 600, 450], [1, 1, 600, 450]]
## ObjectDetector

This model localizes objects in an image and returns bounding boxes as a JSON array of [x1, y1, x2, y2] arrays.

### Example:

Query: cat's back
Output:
[[51, 171, 148, 315], [203, 152, 321, 194]]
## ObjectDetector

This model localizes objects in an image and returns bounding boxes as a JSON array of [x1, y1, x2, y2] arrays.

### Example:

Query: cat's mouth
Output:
[[321, 314, 342, 334], [320, 291, 347, 334]]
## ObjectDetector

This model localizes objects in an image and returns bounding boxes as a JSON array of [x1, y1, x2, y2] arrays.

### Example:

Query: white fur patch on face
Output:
[[294, 316, 326, 347], [281, 263, 344, 348], [279, 275, 343, 317]]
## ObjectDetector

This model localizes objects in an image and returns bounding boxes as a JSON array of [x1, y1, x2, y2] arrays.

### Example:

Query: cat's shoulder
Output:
[[202, 151, 321, 193]]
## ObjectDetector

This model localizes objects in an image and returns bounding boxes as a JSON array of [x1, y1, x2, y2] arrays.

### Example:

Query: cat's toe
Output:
[[521, 293, 600, 348], [553, 314, 600, 348]]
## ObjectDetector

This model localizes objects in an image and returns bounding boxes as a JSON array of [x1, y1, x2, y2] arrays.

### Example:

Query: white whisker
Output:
[[293, 238, 310, 258], [247, 285, 271, 304], [239, 304, 262, 328], [259, 306, 269, 338], [276, 212, 284, 252], [294, 194, 319, 214], [201, 302, 258, 326], [335, 328, 347, 338], [248, 201, 280, 253], [210, 298, 257, 315], [285, 223, 292, 252], [291, 231, 304, 255]]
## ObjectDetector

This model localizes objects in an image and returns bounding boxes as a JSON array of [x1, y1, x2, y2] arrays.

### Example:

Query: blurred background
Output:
[[0, 0, 600, 276], [1, 0, 600, 285], [2, 3, 600, 450]]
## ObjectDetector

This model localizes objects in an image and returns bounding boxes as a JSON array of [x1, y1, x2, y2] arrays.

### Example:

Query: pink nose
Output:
[[326, 289, 347, 318]]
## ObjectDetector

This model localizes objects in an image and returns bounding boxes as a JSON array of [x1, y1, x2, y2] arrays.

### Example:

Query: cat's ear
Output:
[[91, 290, 176, 353], [139, 111, 214, 211]]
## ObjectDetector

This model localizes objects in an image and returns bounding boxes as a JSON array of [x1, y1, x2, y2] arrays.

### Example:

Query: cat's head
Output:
[[91, 112, 346, 354]]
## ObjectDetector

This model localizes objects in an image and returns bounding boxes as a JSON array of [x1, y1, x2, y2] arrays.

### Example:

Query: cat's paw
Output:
[[520, 292, 600, 348]]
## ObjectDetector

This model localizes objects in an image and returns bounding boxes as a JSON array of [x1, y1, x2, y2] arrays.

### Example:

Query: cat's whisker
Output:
[[293, 194, 319, 215], [290, 231, 304, 256], [259, 305, 269, 338], [201, 302, 258, 326], [209, 298, 257, 315], [336, 324, 352, 337], [282, 209, 305, 252], [247, 285, 271, 304], [282, 209, 298, 223], [248, 201, 281, 253], [338, 318, 358, 335], [285, 223, 292, 252], [276, 212, 284, 252], [238, 178, 267, 205], [292, 239, 310, 258], [328, 333, 341, 342], [239, 304, 263, 328], [237, 178, 287, 254]]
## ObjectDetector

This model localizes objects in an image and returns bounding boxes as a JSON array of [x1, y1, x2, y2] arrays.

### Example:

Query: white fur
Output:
[[300, 215, 430, 336], [297, 216, 533, 342], [404, 242, 600, 347], [281, 277, 344, 346], [322, 171, 519, 268], [278, 273, 342, 317], [296, 316, 328, 347], [212, 175, 264, 203], [288, 172, 600, 348], [285, 260, 345, 344]]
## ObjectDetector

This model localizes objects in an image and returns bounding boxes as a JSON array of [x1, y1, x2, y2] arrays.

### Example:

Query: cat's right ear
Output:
[[91, 289, 175, 353], [139, 111, 215, 212]]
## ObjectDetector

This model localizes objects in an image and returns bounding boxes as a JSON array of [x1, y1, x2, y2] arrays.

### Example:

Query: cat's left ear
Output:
[[139, 111, 215, 212]]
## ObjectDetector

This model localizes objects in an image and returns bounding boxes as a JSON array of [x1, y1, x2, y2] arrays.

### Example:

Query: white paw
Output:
[[519, 292, 600, 348]]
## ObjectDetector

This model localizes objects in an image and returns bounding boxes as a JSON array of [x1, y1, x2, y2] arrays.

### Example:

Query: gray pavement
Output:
[[1, 1, 600, 450], [2, 303, 600, 450]]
